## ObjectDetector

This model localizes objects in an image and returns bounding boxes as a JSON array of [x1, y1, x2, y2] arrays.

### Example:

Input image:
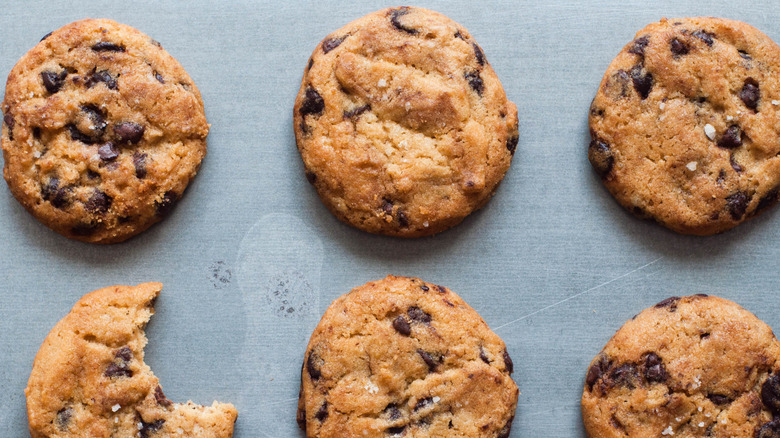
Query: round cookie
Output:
[[297, 275, 518, 437], [26, 283, 238, 437], [588, 17, 780, 235], [582, 295, 780, 437], [2, 19, 208, 243], [294, 7, 518, 237]]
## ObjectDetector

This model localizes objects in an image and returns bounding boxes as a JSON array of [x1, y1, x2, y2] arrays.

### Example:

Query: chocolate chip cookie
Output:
[[25, 283, 238, 437], [2, 19, 208, 243], [297, 275, 518, 437], [588, 17, 780, 235], [582, 294, 780, 437], [294, 7, 518, 237]]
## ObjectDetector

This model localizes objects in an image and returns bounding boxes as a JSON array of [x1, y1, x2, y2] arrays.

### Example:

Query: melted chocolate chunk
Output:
[[139, 419, 165, 438], [56, 407, 72, 429], [307, 352, 322, 380], [69, 104, 107, 144], [40, 31, 53, 42], [739, 50, 752, 60], [655, 296, 680, 310], [41, 177, 70, 209], [498, 417, 514, 438], [155, 191, 178, 216], [758, 421, 780, 438], [154, 386, 172, 407], [85, 69, 118, 90], [114, 122, 145, 144], [670, 38, 690, 57], [642, 352, 667, 383], [105, 346, 133, 378], [414, 397, 434, 411], [305, 171, 317, 184], [417, 349, 440, 372], [133, 152, 148, 179], [586, 356, 609, 390], [389, 7, 417, 35], [41, 70, 67, 94], [343, 104, 370, 119], [718, 125, 743, 149], [479, 347, 491, 364], [507, 134, 519, 155], [408, 307, 431, 324], [630, 65, 653, 99], [756, 187, 780, 213], [420, 285, 429, 292], [726, 191, 751, 220], [384, 403, 402, 421], [464, 71, 484, 95], [315, 402, 329, 421], [153, 71, 165, 84], [397, 209, 409, 228], [692, 30, 715, 46], [322, 35, 348, 54], [762, 374, 780, 413], [730, 154, 744, 173], [392, 315, 411, 336], [85, 190, 111, 214], [608, 363, 639, 389], [707, 393, 732, 405], [502, 350, 514, 374], [473, 42, 486, 66], [300, 87, 325, 117], [628, 36, 650, 56], [588, 138, 614, 178], [740, 78, 760, 111], [387, 426, 406, 435], [98, 143, 119, 161], [92, 41, 125, 52]]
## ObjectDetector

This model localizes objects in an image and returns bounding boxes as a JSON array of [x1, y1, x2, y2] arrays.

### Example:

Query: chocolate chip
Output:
[[756, 187, 780, 213], [70, 104, 107, 144], [4, 112, 14, 133], [417, 349, 440, 372], [606, 70, 632, 98], [87, 170, 100, 180], [726, 191, 751, 220], [473, 43, 486, 66], [92, 41, 125, 52], [739, 50, 752, 60], [71, 223, 98, 236], [497, 416, 514, 438], [300, 87, 325, 117], [414, 397, 434, 411], [139, 419, 165, 438], [479, 347, 491, 364], [586, 356, 609, 390], [503, 350, 514, 374], [56, 407, 72, 429], [763, 374, 780, 413], [133, 152, 148, 179], [740, 78, 760, 111], [343, 104, 370, 119], [387, 426, 406, 435], [389, 7, 417, 35], [692, 30, 715, 47], [116, 346, 132, 362], [716, 169, 727, 185], [41, 70, 67, 94], [41, 177, 70, 209], [408, 307, 431, 324], [306, 352, 322, 380], [420, 285, 429, 292], [114, 122, 145, 144], [85, 69, 118, 90], [588, 138, 614, 178], [730, 154, 744, 173], [630, 65, 653, 99], [154, 386, 172, 407], [397, 209, 409, 228], [105, 347, 133, 378], [98, 143, 119, 161], [465, 71, 484, 95], [608, 363, 639, 389], [384, 403, 402, 421], [305, 171, 317, 184], [655, 296, 680, 310], [307, 58, 314, 71], [628, 36, 650, 56], [642, 352, 666, 383], [153, 71, 164, 84], [40, 31, 53, 42], [322, 35, 348, 54], [393, 315, 411, 336], [707, 393, 732, 405], [155, 191, 178, 216], [506, 134, 519, 155], [315, 402, 328, 421], [670, 38, 690, 57], [758, 421, 780, 438], [85, 190, 111, 214]]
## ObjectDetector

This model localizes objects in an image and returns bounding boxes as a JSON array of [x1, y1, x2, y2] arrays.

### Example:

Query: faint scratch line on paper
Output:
[[494, 257, 663, 331]]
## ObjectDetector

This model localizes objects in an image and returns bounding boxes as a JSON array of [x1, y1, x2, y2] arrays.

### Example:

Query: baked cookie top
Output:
[[2, 19, 208, 243], [588, 17, 780, 235], [25, 283, 237, 438], [297, 275, 518, 437], [294, 7, 518, 237], [582, 295, 780, 437]]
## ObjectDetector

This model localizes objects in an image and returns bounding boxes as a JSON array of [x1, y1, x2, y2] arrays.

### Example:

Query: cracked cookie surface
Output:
[[2, 19, 208, 243], [582, 295, 780, 437], [294, 7, 518, 237], [297, 275, 518, 437], [588, 17, 780, 235], [25, 283, 237, 438]]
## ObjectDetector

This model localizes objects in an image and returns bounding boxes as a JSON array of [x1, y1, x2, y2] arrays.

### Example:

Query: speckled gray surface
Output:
[[2, 1, 780, 436]]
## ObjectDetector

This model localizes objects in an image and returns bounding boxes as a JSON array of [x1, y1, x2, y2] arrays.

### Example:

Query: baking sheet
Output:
[[2, 1, 780, 436]]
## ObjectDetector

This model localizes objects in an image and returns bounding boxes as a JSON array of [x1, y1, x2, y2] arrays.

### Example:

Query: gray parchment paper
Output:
[[2, 1, 780, 436]]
